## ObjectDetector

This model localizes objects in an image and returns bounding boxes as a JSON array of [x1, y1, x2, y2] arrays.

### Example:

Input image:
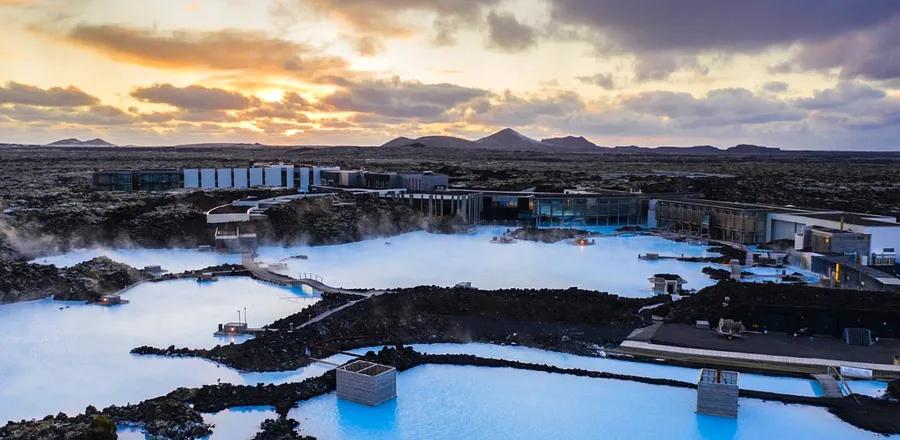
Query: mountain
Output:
[[47, 138, 115, 146], [476, 128, 545, 150], [726, 144, 782, 154], [381, 135, 478, 149], [540, 136, 598, 150]]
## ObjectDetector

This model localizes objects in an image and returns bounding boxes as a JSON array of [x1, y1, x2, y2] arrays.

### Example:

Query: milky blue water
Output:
[[32, 227, 733, 297], [292, 364, 894, 440], [0, 277, 318, 423], [117, 406, 279, 440]]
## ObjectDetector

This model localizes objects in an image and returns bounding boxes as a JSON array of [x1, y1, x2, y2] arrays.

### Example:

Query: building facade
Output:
[[654, 198, 770, 244]]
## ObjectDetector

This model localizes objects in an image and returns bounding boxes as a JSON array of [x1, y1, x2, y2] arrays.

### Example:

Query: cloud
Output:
[[0, 81, 98, 107], [61, 24, 348, 79], [577, 73, 614, 89], [0, 104, 134, 125], [622, 88, 804, 128], [550, 0, 900, 53], [762, 81, 789, 93], [301, 0, 498, 35], [131, 84, 254, 110], [486, 12, 537, 52], [461, 90, 585, 126], [793, 82, 885, 110], [788, 15, 900, 81], [321, 77, 487, 118]]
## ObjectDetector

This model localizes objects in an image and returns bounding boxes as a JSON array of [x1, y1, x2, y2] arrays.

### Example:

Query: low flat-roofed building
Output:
[[769, 211, 900, 266], [93, 169, 182, 192], [653, 198, 774, 243]]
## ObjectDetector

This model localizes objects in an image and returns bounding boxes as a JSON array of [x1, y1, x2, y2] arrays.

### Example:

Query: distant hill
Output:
[[726, 144, 782, 154], [384, 129, 597, 151], [381, 135, 478, 149], [476, 128, 545, 150], [47, 138, 115, 146], [541, 136, 598, 150], [382, 129, 783, 155]]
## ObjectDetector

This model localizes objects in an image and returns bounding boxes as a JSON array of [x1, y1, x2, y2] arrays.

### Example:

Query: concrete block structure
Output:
[[649, 273, 687, 294], [336, 360, 397, 406], [697, 369, 739, 418]]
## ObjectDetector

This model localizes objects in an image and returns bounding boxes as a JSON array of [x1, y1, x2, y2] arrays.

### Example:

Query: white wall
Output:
[[299, 167, 310, 192], [284, 166, 295, 188], [264, 166, 282, 187], [233, 168, 248, 188], [216, 168, 232, 188], [184, 169, 199, 188], [200, 168, 216, 188], [249, 168, 264, 186]]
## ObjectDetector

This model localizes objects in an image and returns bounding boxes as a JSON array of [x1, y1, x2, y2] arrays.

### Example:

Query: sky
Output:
[[1, 0, 900, 149]]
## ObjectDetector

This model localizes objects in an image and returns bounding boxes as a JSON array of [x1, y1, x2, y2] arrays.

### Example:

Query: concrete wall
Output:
[[299, 167, 310, 192], [233, 168, 249, 188], [200, 168, 216, 188], [284, 166, 295, 188], [336, 363, 397, 406], [184, 169, 200, 188], [216, 168, 232, 188], [264, 166, 282, 187], [249, 168, 263, 186]]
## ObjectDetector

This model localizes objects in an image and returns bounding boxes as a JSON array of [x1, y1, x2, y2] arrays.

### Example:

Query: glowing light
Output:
[[257, 89, 285, 102]]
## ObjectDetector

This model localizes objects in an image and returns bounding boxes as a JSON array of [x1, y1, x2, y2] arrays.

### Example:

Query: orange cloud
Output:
[[59, 24, 348, 80]]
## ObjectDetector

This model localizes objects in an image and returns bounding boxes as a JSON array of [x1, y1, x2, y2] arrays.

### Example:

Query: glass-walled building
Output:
[[480, 191, 650, 227], [533, 194, 648, 227]]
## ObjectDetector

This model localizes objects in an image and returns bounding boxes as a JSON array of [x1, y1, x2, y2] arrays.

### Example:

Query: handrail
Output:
[[298, 272, 324, 283], [828, 366, 860, 403]]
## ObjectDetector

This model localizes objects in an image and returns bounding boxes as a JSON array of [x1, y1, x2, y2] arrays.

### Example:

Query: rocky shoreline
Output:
[[0, 256, 149, 303], [132, 285, 655, 372]]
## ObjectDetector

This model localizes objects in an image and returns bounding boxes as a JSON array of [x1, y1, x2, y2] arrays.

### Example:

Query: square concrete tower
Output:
[[336, 360, 397, 406]]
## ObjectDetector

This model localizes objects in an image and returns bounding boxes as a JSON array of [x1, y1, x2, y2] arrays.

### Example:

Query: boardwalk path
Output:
[[618, 340, 900, 379]]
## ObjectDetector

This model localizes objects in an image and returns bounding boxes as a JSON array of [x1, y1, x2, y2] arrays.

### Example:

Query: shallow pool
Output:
[[0, 277, 318, 423], [292, 364, 894, 440]]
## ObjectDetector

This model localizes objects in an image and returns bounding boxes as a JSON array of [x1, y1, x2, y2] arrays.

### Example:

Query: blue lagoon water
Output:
[[292, 364, 893, 440], [31, 227, 725, 297], [0, 277, 318, 423]]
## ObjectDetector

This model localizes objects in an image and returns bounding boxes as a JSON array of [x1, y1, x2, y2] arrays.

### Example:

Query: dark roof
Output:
[[799, 212, 899, 227], [655, 198, 784, 212]]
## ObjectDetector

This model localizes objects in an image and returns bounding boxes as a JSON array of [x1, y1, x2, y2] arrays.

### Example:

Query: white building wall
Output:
[[647, 199, 657, 228], [299, 167, 310, 192], [264, 166, 283, 187], [313, 167, 322, 186], [284, 166, 295, 188], [200, 168, 216, 188], [184, 169, 200, 188], [216, 168, 232, 188], [233, 168, 248, 188], [249, 168, 264, 186], [866, 227, 900, 254]]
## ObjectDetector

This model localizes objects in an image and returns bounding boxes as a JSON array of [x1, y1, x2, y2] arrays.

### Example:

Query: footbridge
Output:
[[242, 257, 378, 296]]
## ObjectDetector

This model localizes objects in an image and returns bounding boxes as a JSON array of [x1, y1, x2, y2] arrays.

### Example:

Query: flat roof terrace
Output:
[[797, 212, 900, 227]]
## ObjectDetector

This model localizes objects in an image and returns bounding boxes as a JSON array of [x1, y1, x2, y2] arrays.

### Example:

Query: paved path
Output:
[[298, 290, 390, 328], [618, 340, 900, 379]]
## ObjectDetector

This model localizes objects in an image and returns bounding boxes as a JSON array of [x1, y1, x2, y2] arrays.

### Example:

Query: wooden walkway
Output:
[[618, 340, 900, 379], [812, 373, 844, 398], [242, 259, 374, 296]]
